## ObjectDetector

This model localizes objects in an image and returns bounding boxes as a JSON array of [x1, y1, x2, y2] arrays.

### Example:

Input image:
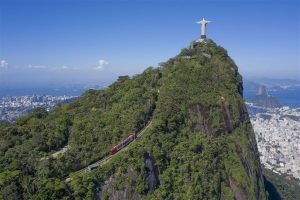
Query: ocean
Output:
[[244, 87, 300, 109], [269, 88, 300, 108]]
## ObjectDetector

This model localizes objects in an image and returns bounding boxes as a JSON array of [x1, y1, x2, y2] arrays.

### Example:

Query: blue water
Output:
[[0, 87, 86, 97], [244, 88, 300, 109], [269, 88, 300, 108]]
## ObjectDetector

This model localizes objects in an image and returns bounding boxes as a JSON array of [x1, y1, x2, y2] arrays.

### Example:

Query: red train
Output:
[[109, 132, 136, 155]]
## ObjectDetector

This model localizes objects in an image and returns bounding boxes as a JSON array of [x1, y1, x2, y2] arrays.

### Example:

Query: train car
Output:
[[109, 132, 136, 155]]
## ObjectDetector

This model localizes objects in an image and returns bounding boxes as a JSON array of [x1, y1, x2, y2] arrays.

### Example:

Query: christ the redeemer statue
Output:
[[196, 18, 211, 39]]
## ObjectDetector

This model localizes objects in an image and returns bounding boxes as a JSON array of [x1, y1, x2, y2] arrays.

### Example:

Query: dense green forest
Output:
[[0, 39, 294, 199], [0, 68, 161, 199]]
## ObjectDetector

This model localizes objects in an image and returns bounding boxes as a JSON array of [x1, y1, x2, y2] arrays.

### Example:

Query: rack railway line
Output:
[[65, 120, 152, 182]]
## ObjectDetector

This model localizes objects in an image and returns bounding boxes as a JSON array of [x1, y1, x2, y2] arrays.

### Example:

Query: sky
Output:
[[0, 0, 299, 91]]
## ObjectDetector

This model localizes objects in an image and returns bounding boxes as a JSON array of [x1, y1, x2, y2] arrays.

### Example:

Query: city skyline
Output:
[[0, 0, 299, 89]]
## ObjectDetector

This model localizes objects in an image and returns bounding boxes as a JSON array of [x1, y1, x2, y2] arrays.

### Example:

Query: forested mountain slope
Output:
[[0, 40, 268, 199]]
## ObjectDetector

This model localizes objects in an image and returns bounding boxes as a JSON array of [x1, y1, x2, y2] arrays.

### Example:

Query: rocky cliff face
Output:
[[89, 40, 267, 199]]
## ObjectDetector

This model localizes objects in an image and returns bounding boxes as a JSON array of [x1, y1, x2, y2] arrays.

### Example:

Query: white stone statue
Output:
[[196, 18, 211, 39]]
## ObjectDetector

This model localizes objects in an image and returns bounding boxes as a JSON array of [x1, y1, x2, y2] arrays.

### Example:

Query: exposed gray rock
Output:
[[144, 153, 159, 191]]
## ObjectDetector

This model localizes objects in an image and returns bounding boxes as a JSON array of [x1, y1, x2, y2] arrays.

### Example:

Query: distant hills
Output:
[[245, 78, 300, 90]]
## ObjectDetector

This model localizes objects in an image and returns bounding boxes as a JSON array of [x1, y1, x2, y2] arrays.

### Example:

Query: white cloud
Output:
[[59, 65, 79, 70], [26, 64, 78, 71], [95, 59, 108, 71], [27, 65, 46, 69], [0, 60, 8, 69]]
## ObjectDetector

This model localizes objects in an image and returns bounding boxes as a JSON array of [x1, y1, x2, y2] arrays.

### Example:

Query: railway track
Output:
[[65, 120, 152, 182]]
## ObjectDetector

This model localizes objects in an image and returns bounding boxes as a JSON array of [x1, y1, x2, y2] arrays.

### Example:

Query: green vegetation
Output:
[[0, 67, 160, 199], [0, 39, 285, 199]]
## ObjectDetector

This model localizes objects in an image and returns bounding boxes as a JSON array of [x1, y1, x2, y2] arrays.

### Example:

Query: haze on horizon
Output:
[[0, 0, 299, 90]]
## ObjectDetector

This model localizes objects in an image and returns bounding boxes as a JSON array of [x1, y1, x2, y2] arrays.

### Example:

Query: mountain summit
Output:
[[0, 40, 267, 199], [89, 40, 267, 199]]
